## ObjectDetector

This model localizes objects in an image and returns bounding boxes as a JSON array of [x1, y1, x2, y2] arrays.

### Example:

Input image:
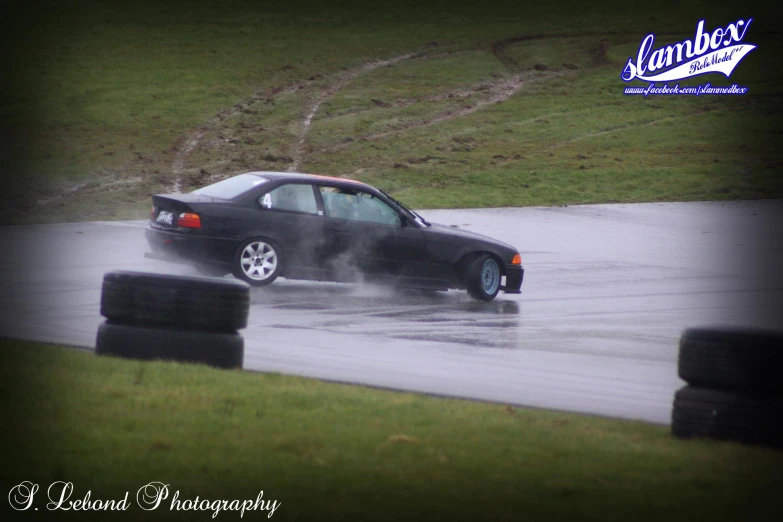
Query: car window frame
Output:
[[315, 183, 405, 227], [256, 182, 323, 216], [192, 173, 271, 200]]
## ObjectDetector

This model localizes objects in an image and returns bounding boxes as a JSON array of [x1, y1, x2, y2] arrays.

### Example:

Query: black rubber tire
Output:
[[678, 326, 783, 395], [672, 386, 783, 448], [231, 238, 283, 287], [101, 271, 250, 331], [96, 320, 244, 369], [193, 264, 230, 278], [464, 254, 501, 302]]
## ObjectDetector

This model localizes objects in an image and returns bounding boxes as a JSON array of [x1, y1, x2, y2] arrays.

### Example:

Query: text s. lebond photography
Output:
[[8, 481, 281, 518]]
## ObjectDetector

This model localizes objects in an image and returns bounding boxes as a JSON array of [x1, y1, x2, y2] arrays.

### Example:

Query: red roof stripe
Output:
[[311, 174, 366, 185]]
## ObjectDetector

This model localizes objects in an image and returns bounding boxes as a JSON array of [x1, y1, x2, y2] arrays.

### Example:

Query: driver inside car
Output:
[[328, 192, 359, 220]]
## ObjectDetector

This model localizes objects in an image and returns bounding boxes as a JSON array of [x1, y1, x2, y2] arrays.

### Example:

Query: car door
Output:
[[250, 182, 326, 278], [317, 185, 439, 286]]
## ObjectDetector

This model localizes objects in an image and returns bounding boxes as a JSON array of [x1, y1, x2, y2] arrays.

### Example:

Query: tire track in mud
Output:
[[169, 82, 306, 193], [167, 30, 691, 189], [287, 52, 425, 172], [171, 132, 205, 193], [547, 109, 720, 151], [168, 32, 641, 186], [314, 32, 637, 156], [317, 70, 562, 154], [491, 30, 685, 70], [169, 51, 436, 189], [36, 31, 688, 204]]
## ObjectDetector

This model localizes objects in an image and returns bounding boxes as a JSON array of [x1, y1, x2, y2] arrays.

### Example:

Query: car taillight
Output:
[[177, 213, 201, 228], [511, 253, 522, 265], [150, 206, 156, 220]]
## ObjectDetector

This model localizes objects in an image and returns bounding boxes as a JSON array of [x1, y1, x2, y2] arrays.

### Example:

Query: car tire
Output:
[[671, 386, 783, 448], [678, 326, 783, 395], [232, 238, 283, 287], [96, 320, 244, 369], [101, 270, 250, 331], [465, 254, 501, 302]]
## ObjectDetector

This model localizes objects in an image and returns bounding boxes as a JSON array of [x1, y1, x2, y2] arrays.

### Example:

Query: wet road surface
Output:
[[1, 201, 781, 424]]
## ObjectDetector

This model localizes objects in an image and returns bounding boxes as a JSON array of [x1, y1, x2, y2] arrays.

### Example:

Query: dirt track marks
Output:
[[492, 31, 663, 71], [288, 52, 419, 172], [169, 31, 654, 187], [313, 33, 634, 155], [548, 110, 717, 151], [168, 52, 433, 190], [318, 69, 562, 155], [169, 80, 309, 192], [171, 131, 205, 193]]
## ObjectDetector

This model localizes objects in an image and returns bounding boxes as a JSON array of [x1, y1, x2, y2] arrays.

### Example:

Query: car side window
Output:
[[259, 184, 318, 214], [319, 186, 401, 226]]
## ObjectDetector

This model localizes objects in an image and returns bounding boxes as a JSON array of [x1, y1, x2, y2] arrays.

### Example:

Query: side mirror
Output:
[[399, 215, 408, 227]]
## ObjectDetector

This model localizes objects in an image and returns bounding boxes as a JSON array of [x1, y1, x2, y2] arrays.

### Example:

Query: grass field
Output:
[[1, 0, 781, 224], [1, 339, 782, 521]]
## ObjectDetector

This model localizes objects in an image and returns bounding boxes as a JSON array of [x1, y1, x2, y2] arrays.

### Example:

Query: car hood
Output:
[[424, 223, 517, 252]]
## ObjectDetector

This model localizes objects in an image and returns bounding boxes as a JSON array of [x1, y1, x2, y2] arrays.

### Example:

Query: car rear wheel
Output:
[[232, 238, 282, 286], [465, 254, 501, 301]]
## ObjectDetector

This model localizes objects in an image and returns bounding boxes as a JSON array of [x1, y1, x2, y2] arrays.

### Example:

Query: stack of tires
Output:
[[672, 326, 783, 448], [96, 271, 250, 369]]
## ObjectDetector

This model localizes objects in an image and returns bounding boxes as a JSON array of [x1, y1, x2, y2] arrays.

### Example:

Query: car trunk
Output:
[[151, 194, 216, 229]]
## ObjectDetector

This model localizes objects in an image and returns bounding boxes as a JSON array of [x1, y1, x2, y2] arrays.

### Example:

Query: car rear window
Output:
[[192, 174, 269, 199]]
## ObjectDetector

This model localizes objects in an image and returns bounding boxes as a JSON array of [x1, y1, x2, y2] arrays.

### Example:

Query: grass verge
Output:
[[1, 338, 782, 521]]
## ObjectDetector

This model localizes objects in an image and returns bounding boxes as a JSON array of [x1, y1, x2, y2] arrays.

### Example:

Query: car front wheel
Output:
[[465, 254, 501, 301], [232, 238, 282, 286]]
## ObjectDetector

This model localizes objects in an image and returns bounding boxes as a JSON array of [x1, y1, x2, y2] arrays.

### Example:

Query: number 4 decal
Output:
[[262, 193, 272, 209]]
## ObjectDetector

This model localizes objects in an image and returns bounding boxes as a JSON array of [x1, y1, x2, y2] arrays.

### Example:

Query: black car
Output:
[[145, 172, 523, 301]]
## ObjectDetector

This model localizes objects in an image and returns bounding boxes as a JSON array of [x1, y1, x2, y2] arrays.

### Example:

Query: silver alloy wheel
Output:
[[480, 258, 500, 295], [240, 241, 278, 281]]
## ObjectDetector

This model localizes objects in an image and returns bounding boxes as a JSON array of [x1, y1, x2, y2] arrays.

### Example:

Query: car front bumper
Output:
[[502, 265, 524, 294]]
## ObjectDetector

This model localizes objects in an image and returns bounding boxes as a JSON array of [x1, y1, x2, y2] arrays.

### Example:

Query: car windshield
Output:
[[379, 190, 430, 227], [192, 174, 269, 199]]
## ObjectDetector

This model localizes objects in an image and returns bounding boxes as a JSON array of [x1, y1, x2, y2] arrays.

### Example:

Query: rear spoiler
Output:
[[151, 194, 201, 214]]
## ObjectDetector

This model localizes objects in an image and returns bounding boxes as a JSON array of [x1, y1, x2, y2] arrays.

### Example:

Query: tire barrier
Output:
[[678, 326, 783, 394], [97, 271, 250, 369], [672, 326, 783, 448], [97, 320, 244, 369], [101, 270, 250, 331]]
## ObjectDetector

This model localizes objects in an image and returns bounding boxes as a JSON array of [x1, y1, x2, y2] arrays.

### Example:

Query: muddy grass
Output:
[[2, 0, 780, 224]]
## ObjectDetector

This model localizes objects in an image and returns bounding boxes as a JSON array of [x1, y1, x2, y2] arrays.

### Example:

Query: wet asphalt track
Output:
[[1, 201, 781, 424]]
